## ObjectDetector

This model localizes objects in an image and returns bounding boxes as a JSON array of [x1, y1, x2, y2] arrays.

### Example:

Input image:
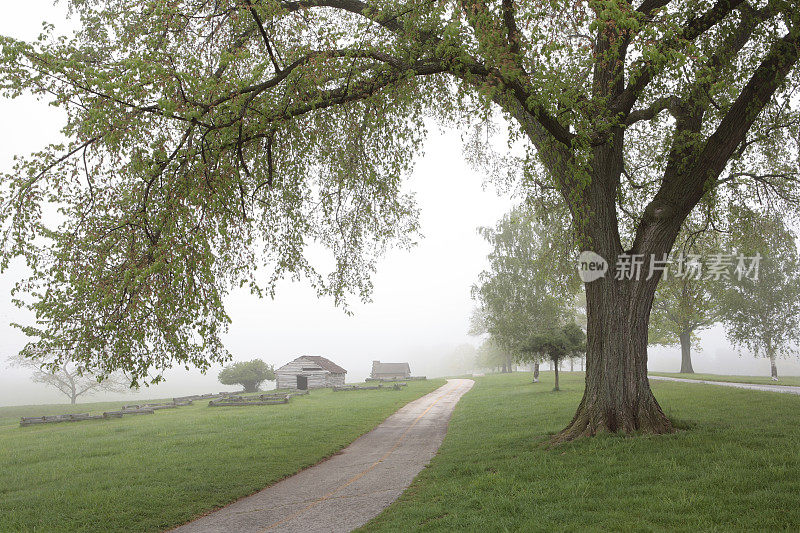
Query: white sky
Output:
[[1, 1, 797, 406]]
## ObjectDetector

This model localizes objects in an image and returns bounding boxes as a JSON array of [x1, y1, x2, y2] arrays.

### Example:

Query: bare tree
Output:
[[11, 354, 132, 404]]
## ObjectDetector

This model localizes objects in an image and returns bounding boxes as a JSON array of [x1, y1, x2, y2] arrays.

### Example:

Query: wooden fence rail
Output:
[[207, 388, 312, 407], [20, 407, 154, 426], [21, 387, 308, 426], [368, 377, 424, 381], [333, 383, 407, 392], [209, 398, 289, 407], [21, 397, 192, 427]]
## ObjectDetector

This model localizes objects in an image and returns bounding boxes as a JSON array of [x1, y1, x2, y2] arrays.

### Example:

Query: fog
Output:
[[1, 2, 798, 407]]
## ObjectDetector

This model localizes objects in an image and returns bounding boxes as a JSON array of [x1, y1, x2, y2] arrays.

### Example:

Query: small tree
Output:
[[218, 359, 275, 393], [525, 323, 586, 392], [11, 353, 131, 404]]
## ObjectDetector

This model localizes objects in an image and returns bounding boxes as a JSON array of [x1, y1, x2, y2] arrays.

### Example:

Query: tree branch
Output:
[[697, 29, 800, 183], [625, 95, 681, 125], [501, 0, 522, 57], [246, 1, 283, 73], [614, 0, 746, 117], [631, 26, 800, 254], [280, 0, 404, 34]]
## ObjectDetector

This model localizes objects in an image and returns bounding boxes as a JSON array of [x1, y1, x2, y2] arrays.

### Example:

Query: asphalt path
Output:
[[171, 378, 474, 533], [650, 375, 800, 395]]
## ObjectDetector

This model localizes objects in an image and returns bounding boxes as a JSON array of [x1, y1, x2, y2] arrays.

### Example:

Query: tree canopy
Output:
[[218, 359, 275, 392], [524, 322, 586, 391]]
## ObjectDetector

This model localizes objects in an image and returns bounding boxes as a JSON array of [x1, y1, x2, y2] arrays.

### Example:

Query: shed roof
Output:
[[303, 355, 347, 374], [277, 355, 347, 374], [371, 361, 411, 374]]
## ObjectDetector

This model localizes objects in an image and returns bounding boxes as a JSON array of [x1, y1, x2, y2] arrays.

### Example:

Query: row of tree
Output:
[[472, 203, 800, 382], [649, 206, 800, 379], [469, 203, 587, 391]]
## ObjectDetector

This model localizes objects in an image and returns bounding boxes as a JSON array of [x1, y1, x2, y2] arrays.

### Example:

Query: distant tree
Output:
[[720, 208, 800, 380], [524, 322, 586, 391], [444, 344, 479, 376], [471, 204, 580, 377], [649, 228, 723, 373], [10, 353, 131, 404], [218, 359, 275, 392], [474, 339, 514, 373]]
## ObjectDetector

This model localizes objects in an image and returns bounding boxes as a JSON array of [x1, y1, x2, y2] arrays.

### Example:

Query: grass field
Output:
[[362, 371, 800, 531], [650, 372, 800, 387], [0, 379, 444, 532]]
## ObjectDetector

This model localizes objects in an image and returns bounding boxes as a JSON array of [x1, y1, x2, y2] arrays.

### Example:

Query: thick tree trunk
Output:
[[71, 395, 77, 405], [770, 353, 778, 380], [553, 361, 560, 391], [533, 363, 540, 382], [679, 331, 694, 374], [556, 277, 674, 442]]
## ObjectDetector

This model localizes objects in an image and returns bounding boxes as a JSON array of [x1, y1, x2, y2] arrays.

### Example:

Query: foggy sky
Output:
[[1, 2, 798, 407]]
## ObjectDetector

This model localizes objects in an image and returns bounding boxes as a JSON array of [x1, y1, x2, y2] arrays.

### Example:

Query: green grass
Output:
[[0, 379, 444, 532], [650, 371, 800, 387], [362, 372, 800, 532]]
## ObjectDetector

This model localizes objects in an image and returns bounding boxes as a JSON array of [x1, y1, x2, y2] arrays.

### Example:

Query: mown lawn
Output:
[[650, 371, 800, 387], [0, 379, 444, 532], [362, 372, 800, 532]]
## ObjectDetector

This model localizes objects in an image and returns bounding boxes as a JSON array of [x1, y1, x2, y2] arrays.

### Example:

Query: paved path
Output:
[[172, 379, 474, 533], [650, 375, 800, 395]]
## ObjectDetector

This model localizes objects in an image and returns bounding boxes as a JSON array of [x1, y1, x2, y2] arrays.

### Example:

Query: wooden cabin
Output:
[[370, 360, 411, 380], [276, 356, 347, 390]]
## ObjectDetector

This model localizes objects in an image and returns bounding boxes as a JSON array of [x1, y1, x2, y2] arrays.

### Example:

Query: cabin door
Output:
[[296, 375, 308, 390]]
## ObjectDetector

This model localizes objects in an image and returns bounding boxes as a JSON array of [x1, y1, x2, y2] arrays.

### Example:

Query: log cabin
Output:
[[370, 361, 411, 380], [275, 356, 347, 390]]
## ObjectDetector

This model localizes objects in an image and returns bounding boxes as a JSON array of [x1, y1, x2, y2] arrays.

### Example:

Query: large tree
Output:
[[471, 203, 579, 376], [2, 0, 800, 439], [720, 207, 800, 380], [649, 226, 722, 373]]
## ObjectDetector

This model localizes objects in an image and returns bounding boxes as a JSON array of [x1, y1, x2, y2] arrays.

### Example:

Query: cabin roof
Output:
[[277, 355, 347, 374], [303, 356, 347, 374]]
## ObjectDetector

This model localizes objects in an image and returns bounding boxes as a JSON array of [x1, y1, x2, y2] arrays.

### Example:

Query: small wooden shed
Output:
[[276, 356, 347, 390], [370, 361, 411, 380]]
